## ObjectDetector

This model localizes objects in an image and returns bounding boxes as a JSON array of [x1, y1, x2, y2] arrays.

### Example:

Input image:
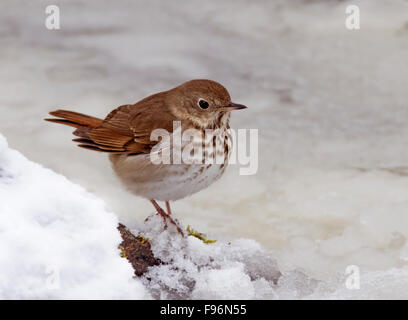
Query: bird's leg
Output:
[[165, 201, 172, 215], [150, 200, 184, 236], [150, 200, 168, 224]]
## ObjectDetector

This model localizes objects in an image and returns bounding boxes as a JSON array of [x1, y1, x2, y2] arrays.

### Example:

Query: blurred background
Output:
[[1, 0, 408, 281]]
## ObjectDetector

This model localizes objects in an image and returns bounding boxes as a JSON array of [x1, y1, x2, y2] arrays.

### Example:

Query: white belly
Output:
[[109, 126, 232, 201], [110, 154, 227, 201]]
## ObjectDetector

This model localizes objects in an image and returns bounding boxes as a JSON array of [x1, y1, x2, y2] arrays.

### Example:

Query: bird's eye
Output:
[[198, 99, 209, 110]]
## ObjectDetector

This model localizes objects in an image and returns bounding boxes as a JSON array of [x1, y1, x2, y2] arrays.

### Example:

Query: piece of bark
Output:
[[117, 223, 161, 277]]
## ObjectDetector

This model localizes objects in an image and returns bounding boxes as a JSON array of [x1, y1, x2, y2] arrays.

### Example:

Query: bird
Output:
[[45, 79, 247, 235]]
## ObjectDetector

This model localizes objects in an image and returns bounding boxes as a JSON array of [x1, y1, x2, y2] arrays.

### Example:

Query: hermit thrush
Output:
[[45, 79, 246, 233]]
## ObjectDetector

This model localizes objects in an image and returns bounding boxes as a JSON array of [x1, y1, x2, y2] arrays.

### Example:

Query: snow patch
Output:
[[135, 214, 280, 299], [0, 133, 149, 299]]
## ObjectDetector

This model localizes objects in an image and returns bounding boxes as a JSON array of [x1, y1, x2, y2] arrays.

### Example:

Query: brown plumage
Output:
[[45, 79, 247, 234]]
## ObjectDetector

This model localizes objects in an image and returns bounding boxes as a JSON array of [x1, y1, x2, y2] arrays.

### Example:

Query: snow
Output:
[[1, 0, 408, 299], [135, 214, 280, 299], [0, 134, 149, 299]]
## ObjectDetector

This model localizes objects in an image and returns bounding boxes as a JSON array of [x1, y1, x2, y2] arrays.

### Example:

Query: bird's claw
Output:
[[155, 208, 184, 237]]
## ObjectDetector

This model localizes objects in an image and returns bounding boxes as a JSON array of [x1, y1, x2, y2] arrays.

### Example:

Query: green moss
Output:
[[138, 236, 149, 244], [118, 245, 127, 258], [186, 225, 216, 244]]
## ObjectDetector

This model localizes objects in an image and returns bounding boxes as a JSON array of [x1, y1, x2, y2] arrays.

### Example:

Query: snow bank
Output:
[[135, 214, 281, 299], [0, 133, 149, 299]]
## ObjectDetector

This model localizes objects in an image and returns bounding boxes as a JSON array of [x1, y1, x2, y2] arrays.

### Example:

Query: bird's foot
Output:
[[150, 200, 184, 236], [155, 206, 184, 236]]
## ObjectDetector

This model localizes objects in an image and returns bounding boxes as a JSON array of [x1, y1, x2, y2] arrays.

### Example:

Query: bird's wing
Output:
[[78, 93, 175, 154]]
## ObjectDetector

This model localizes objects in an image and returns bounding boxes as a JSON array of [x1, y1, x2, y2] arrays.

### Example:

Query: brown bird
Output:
[[45, 79, 246, 234]]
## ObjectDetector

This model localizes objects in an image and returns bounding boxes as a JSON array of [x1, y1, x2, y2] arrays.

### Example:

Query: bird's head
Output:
[[166, 79, 247, 128]]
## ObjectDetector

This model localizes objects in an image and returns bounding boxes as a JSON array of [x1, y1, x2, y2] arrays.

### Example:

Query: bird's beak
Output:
[[219, 102, 247, 112]]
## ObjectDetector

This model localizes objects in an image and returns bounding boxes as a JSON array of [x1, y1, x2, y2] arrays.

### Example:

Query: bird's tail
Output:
[[45, 109, 103, 141]]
